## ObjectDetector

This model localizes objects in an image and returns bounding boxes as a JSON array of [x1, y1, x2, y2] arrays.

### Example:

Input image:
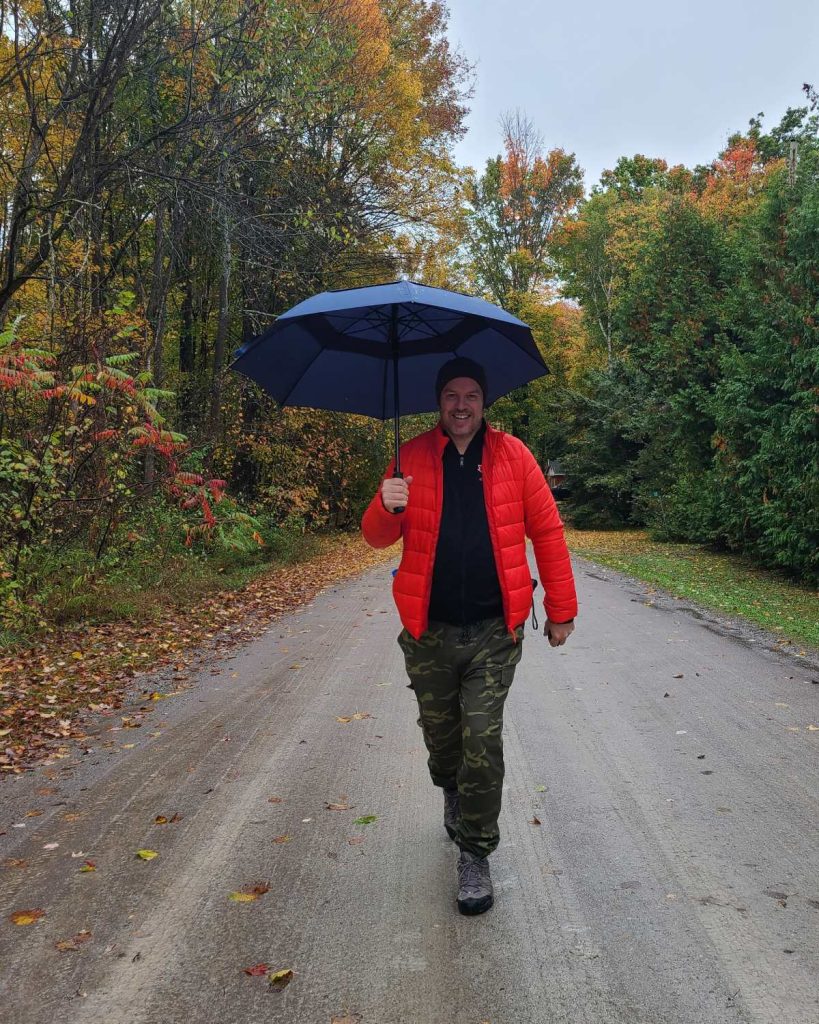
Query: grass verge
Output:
[[565, 528, 819, 651]]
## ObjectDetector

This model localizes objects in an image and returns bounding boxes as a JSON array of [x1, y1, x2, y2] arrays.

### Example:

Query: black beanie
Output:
[[435, 357, 488, 404]]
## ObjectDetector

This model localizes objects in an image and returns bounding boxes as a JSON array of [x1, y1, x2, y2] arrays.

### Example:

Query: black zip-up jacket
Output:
[[427, 420, 504, 626]]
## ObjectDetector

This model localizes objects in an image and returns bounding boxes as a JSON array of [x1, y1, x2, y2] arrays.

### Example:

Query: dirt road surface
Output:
[[2, 554, 817, 1024]]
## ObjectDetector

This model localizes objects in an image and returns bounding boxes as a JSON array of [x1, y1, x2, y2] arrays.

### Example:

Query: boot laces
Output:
[[458, 852, 489, 894]]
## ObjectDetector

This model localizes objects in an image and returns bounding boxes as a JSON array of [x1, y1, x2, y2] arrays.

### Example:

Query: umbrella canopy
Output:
[[230, 280, 549, 472]]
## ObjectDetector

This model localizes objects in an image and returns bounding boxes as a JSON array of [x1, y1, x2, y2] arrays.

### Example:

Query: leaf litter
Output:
[[0, 536, 394, 771]]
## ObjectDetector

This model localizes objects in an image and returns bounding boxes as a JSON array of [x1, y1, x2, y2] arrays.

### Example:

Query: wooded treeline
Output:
[[0, 0, 470, 633], [551, 102, 819, 584], [456, 104, 817, 584], [0, 0, 816, 642]]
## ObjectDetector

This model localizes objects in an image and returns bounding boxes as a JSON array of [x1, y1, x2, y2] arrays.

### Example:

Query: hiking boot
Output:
[[443, 786, 460, 840], [457, 849, 493, 915]]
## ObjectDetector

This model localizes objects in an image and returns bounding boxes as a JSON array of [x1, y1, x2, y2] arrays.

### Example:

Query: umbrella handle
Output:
[[392, 468, 405, 514]]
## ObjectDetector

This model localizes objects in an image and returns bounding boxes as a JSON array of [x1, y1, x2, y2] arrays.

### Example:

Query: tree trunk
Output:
[[144, 200, 171, 487], [208, 192, 231, 441]]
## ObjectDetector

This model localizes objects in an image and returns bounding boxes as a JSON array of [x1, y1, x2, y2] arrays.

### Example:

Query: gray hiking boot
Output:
[[457, 849, 493, 915], [443, 786, 460, 840]]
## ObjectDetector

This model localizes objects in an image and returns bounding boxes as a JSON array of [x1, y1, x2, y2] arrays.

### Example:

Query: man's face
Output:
[[439, 376, 484, 445]]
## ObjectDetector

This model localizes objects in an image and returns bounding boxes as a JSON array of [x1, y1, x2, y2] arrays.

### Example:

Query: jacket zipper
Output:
[[458, 451, 466, 628], [482, 436, 515, 642]]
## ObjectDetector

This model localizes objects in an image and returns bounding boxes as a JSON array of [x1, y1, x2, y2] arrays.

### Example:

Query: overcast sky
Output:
[[444, 0, 819, 190]]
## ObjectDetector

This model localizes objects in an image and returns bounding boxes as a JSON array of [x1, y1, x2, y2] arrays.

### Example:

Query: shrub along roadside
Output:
[[565, 528, 819, 650]]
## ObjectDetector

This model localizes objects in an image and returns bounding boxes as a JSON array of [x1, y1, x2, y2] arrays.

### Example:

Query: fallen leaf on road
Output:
[[326, 803, 352, 811], [55, 930, 91, 952], [336, 712, 372, 723], [135, 849, 158, 860], [4, 858, 27, 868], [353, 815, 377, 825], [10, 908, 44, 925], [272, 834, 291, 844], [534, 785, 547, 792], [62, 812, 82, 822], [242, 963, 269, 976], [79, 860, 96, 872], [267, 797, 283, 804], [530, 816, 542, 826], [229, 882, 270, 902], [25, 809, 43, 817], [348, 837, 365, 846], [43, 842, 59, 850], [154, 815, 168, 825], [268, 968, 294, 991]]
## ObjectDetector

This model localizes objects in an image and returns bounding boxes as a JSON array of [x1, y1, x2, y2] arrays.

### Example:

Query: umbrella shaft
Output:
[[391, 304, 401, 475]]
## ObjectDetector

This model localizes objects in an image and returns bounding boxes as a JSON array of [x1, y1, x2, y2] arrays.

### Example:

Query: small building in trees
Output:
[[547, 460, 570, 499]]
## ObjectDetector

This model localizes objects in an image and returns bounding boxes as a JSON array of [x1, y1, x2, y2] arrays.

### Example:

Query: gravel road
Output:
[[1, 553, 817, 1024]]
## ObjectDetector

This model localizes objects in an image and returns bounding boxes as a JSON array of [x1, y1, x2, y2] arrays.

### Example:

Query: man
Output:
[[361, 356, 577, 916]]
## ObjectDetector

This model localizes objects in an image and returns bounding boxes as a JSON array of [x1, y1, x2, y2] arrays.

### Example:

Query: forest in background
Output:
[[0, 0, 816, 646]]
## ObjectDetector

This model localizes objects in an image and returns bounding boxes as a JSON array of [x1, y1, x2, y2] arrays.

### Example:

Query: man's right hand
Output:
[[381, 475, 413, 513]]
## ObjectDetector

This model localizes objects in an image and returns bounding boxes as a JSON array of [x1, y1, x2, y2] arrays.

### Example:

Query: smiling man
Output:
[[361, 356, 577, 916]]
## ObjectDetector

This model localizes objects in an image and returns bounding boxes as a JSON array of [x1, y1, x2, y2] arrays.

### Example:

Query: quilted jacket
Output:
[[361, 422, 578, 640]]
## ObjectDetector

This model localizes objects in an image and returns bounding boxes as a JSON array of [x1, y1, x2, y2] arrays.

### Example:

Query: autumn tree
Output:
[[462, 111, 583, 307]]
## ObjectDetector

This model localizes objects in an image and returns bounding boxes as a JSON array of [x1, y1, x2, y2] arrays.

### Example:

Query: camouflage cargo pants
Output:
[[397, 617, 524, 858]]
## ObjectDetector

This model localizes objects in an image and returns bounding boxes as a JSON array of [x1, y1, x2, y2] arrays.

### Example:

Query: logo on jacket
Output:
[[477, 463, 482, 481]]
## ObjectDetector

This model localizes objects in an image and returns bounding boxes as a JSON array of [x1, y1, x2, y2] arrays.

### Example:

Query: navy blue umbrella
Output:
[[230, 280, 548, 480]]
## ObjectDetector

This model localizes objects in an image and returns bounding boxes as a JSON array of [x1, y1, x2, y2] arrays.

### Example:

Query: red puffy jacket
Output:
[[361, 422, 577, 640]]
